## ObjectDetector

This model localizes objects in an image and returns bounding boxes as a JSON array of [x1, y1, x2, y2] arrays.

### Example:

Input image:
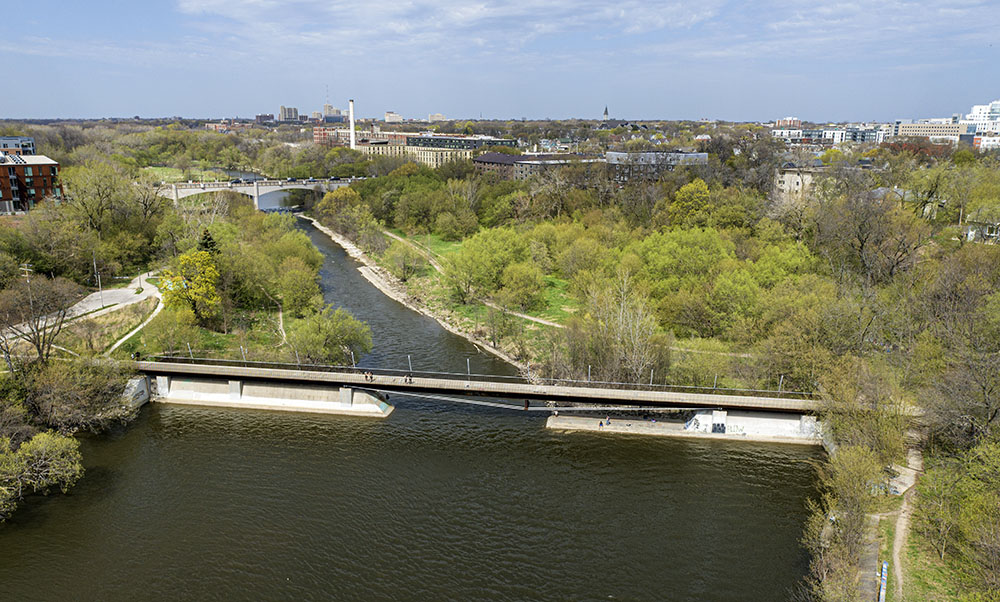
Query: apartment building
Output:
[[0, 154, 62, 213], [0, 136, 36, 155]]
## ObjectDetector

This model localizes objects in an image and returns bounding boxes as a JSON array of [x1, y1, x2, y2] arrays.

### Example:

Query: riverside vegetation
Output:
[[1, 120, 999, 600]]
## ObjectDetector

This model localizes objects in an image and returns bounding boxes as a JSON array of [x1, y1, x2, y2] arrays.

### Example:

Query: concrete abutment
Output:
[[149, 375, 394, 417]]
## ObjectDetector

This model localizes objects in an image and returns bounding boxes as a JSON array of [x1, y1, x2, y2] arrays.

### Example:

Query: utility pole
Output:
[[20, 263, 35, 320], [92, 251, 104, 307]]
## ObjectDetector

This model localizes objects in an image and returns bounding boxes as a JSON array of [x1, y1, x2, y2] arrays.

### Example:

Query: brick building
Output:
[[0, 154, 62, 214]]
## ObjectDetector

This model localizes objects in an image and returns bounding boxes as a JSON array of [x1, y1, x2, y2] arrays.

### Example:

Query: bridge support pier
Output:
[[253, 181, 260, 211], [155, 375, 171, 397]]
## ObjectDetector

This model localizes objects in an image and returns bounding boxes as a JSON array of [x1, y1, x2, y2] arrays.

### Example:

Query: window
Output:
[[25, 167, 32, 177]]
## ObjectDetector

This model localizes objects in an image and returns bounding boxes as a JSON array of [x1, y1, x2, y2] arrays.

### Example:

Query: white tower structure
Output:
[[349, 99, 356, 150]]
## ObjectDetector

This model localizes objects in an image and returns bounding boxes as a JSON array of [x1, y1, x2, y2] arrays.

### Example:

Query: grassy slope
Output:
[[58, 297, 159, 356]]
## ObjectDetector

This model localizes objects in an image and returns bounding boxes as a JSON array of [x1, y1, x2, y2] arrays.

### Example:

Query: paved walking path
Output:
[[69, 272, 159, 321]]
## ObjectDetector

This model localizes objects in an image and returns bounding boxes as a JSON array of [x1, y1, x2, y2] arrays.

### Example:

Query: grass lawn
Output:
[[529, 275, 578, 323], [391, 230, 463, 260], [877, 516, 897, 602], [902, 534, 968, 602]]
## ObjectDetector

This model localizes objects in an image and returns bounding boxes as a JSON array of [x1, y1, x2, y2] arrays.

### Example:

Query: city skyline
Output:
[[4, 0, 999, 121]]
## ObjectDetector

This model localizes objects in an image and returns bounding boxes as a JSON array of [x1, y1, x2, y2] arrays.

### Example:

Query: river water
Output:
[[0, 219, 820, 601]]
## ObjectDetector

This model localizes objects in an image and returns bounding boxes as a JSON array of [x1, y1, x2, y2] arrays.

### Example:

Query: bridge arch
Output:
[[159, 179, 355, 210]]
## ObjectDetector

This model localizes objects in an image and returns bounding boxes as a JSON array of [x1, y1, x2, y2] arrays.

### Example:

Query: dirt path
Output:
[[893, 447, 924, 599]]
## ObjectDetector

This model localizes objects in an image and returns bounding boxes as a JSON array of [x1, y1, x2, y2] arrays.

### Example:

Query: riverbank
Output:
[[302, 216, 528, 372], [546, 414, 823, 446]]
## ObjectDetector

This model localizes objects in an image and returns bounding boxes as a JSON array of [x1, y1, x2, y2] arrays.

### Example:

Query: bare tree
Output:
[[0, 276, 81, 364]]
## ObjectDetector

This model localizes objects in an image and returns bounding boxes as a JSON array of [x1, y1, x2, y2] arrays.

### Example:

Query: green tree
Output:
[[444, 228, 529, 298], [286, 306, 372, 365], [14, 431, 83, 495], [383, 240, 426, 282], [276, 256, 321, 317], [161, 250, 221, 322], [499, 261, 546, 310], [670, 178, 711, 226]]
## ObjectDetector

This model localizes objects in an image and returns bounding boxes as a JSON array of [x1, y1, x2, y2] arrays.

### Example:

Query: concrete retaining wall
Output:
[[151, 375, 393, 417], [685, 410, 818, 440], [548, 412, 822, 445]]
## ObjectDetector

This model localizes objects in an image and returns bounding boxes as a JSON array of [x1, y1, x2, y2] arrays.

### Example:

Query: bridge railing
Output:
[[143, 355, 818, 400], [170, 178, 359, 190]]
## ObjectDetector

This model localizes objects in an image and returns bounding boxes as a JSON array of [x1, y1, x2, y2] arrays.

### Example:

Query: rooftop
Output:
[[0, 154, 58, 166]]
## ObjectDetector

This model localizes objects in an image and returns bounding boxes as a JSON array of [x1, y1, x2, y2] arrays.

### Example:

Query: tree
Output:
[[286, 306, 372, 365], [499, 261, 546, 311], [801, 445, 883, 601], [28, 361, 136, 434], [914, 460, 965, 560], [161, 250, 221, 323], [444, 228, 529, 298], [0, 431, 83, 522], [0, 275, 81, 365], [383, 240, 426, 282], [276, 256, 321, 317], [813, 183, 932, 286], [670, 178, 711, 226], [197, 229, 218, 254]]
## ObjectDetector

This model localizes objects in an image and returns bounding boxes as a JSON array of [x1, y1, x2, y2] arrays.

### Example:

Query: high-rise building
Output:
[[255, 113, 275, 124], [384, 111, 403, 123], [428, 113, 446, 122], [279, 106, 299, 122], [323, 104, 341, 117], [310, 111, 322, 120]]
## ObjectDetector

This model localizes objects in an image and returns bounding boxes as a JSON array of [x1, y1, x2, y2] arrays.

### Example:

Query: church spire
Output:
[[603, 106, 609, 121]]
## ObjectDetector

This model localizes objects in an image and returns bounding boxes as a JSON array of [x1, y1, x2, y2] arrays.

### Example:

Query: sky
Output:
[[3, 0, 999, 122]]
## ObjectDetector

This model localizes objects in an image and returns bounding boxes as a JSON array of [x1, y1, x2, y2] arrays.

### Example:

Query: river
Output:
[[0, 219, 820, 601]]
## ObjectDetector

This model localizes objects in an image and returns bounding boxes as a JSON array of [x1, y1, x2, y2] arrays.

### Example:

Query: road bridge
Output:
[[136, 358, 819, 415], [159, 178, 360, 210]]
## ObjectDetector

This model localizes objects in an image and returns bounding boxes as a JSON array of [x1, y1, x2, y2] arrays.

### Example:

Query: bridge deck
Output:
[[137, 361, 819, 413]]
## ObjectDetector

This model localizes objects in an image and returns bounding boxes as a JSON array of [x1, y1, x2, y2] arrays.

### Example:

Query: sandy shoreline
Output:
[[302, 216, 528, 372]]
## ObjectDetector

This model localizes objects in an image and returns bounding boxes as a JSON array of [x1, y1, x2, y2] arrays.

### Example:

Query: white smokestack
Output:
[[349, 99, 356, 150]]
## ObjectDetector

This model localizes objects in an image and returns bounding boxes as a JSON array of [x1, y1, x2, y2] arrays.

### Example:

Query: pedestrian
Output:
[[599, 420, 604, 429]]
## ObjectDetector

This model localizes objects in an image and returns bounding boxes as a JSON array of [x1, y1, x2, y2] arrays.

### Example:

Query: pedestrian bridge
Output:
[[160, 178, 360, 210], [136, 357, 820, 415]]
